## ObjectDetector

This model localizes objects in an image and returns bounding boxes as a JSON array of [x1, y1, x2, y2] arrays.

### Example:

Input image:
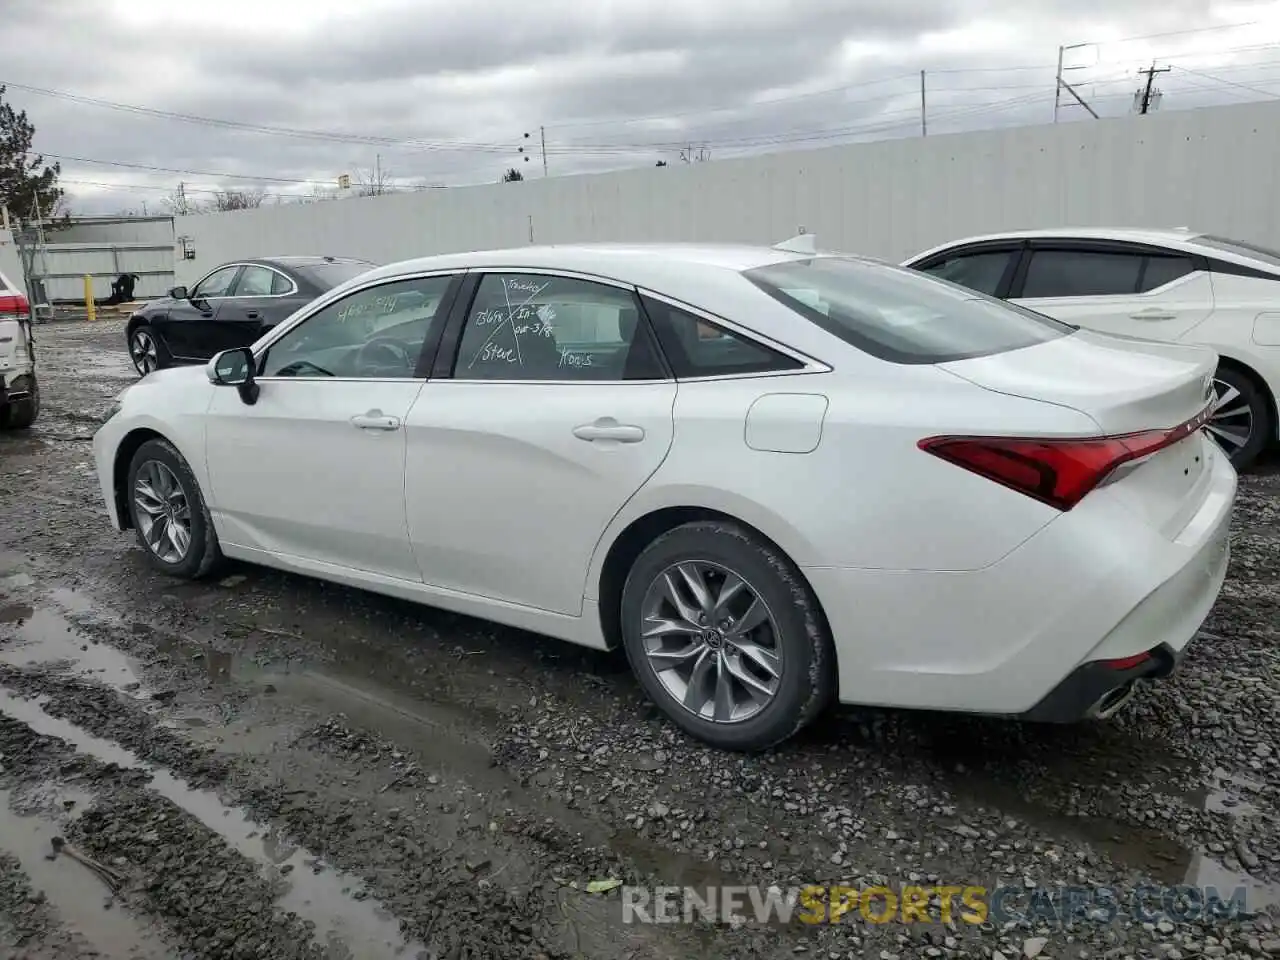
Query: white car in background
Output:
[[903, 228, 1280, 470], [93, 240, 1234, 750], [0, 266, 38, 430]]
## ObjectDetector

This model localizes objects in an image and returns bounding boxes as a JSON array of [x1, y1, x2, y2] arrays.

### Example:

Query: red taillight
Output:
[[1099, 652, 1152, 670], [0, 293, 30, 321], [919, 404, 1214, 511]]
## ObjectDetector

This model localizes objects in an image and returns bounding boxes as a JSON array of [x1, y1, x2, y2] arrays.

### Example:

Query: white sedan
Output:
[[903, 228, 1280, 470], [93, 240, 1236, 750]]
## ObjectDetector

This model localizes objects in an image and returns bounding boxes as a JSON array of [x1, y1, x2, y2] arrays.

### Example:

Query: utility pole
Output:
[[1137, 61, 1170, 115], [375, 153, 382, 194], [540, 125, 548, 177], [1054, 45, 1064, 122], [920, 70, 927, 136]]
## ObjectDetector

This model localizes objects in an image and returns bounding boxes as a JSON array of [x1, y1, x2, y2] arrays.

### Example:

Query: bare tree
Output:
[[353, 157, 394, 196], [502, 167, 524, 182], [209, 188, 267, 211]]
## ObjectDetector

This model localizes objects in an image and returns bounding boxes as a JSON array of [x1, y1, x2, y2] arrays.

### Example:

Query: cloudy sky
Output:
[[2, 0, 1279, 215]]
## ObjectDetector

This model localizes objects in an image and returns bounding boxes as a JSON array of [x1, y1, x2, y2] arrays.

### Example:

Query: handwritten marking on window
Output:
[[464, 277, 552, 370], [558, 347, 593, 368]]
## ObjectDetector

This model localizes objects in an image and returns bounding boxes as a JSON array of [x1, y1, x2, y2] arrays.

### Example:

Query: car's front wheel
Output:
[[126, 438, 223, 579], [1208, 366, 1273, 470], [620, 520, 836, 751], [128, 324, 167, 376]]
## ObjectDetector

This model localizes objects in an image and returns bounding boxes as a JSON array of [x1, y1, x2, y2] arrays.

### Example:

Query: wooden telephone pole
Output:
[[1137, 61, 1170, 115]]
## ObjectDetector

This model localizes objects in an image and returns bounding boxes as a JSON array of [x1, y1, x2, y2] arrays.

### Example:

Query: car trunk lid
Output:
[[934, 330, 1220, 539]]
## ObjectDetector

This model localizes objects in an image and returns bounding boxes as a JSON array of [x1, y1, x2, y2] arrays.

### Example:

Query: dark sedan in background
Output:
[[126, 255, 376, 375]]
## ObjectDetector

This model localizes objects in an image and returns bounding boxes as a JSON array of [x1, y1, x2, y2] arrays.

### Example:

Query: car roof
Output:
[[356, 242, 851, 290], [248, 256, 374, 269], [906, 227, 1280, 274]]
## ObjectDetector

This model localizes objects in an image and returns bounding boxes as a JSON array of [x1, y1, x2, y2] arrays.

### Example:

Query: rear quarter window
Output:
[[744, 257, 1074, 365]]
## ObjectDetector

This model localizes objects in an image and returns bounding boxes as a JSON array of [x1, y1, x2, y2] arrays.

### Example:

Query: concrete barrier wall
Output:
[[174, 100, 1280, 285]]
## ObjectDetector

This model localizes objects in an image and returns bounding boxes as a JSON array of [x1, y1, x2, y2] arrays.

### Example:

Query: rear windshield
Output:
[[743, 256, 1074, 364], [293, 261, 376, 290], [1193, 234, 1280, 270]]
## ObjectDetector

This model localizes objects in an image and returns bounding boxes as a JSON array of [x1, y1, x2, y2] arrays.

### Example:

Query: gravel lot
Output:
[[1, 318, 1278, 960]]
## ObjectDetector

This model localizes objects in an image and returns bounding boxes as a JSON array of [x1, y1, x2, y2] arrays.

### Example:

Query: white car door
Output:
[[204, 272, 460, 580], [1012, 244, 1215, 340], [403, 271, 676, 616]]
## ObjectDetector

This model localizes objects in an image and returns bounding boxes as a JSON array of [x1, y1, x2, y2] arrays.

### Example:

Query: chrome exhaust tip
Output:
[[1089, 680, 1140, 719]]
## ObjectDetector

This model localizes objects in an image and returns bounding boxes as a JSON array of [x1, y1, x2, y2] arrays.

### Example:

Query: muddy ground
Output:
[[1, 318, 1278, 960]]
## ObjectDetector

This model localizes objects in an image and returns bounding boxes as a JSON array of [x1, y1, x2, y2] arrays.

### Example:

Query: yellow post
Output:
[[84, 274, 96, 322]]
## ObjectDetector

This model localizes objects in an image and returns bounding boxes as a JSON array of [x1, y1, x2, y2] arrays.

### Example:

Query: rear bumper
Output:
[[804, 435, 1236, 716], [1018, 642, 1184, 722]]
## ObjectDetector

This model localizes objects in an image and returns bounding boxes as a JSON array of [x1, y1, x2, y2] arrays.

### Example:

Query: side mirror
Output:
[[207, 347, 259, 405], [168, 285, 188, 300]]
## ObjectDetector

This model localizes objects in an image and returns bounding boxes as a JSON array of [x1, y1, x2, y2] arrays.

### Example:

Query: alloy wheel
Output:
[[639, 560, 783, 723], [133, 460, 192, 564], [1206, 377, 1254, 459], [131, 330, 158, 375]]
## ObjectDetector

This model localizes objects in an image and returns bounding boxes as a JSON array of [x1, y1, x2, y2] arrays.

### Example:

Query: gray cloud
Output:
[[0, 0, 1276, 214]]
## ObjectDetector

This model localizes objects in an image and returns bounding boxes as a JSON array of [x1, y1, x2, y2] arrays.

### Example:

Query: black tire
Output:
[[128, 322, 169, 377], [1211, 365, 1272, 471], [619, 520, 836, 751], [126, 438, 223, 579], [0, 375, 38, 430]]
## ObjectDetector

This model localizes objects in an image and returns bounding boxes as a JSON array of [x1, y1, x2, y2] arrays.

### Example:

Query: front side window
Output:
[[454, 273, 662, 380], [260, 274, 454, 379], [192, 266, 241, 300], [234, 265, 277, 297], [1020, 250, 1144, 298], [919, 250, 1016, 297], [744, 256, 1073, 365]]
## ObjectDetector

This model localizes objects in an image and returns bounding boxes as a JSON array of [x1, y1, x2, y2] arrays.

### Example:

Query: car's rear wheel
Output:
[[126, 438, 223, 579], [129, 324, 167, 376], [0, 375, 38, 430], [1208, 366, 1272, 470], [619, 520, 835, 751]]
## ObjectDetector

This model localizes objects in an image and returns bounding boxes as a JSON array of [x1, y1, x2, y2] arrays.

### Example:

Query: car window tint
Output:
[[193, 266, 240, 300], [260, 275, 453, 379], [744, 256, 1073, 365], [235, 265, 275, 297], [640, 296, 801, 377], [1021, 250, 1144, 298], [1139, 255, 1195, 292], [271, 271, 293, 295], [454, 274, 662, 381], [919, 250, 1014, 296]]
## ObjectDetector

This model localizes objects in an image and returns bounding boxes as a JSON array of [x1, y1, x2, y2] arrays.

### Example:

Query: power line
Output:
[[1171, 64, 1280, 99], [38, 152, 341, 186]]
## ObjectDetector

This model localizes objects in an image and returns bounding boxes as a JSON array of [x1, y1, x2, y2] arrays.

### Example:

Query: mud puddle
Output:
[[0, 788, 172, 959], [0, 689, 427, 960]]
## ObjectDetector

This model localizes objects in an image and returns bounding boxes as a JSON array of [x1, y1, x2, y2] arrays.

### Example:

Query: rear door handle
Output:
[[350, 410, 401, 431], [573, 418, 645, 443], [245, 310, 260, 320], [1129, 309, 1177, 320]]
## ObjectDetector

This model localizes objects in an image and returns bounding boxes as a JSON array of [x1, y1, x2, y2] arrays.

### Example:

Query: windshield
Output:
[[294, 261, 376, 291], [1193, 234, 1280, 270], [743, 256, 1074, 364]]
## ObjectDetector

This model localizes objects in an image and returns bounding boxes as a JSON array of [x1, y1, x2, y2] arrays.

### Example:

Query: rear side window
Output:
[[1138, 255, 1195, 292], [744, 257, 1073, 365], [640, 296, 802, 377], [918, 250, 1016, 296], [1021, 250, 1144, 298]]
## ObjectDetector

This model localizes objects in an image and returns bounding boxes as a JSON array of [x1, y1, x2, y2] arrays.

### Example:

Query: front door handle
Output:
[[573, 418, 645, 443], [245, 310, 260, 320], [350, 410, 401, 431], [1129, 309, 1176, 320]]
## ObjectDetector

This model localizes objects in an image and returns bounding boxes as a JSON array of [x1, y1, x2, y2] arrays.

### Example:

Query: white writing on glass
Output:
[[464, 276, 553, 370], [558, 347, 593, 368]]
